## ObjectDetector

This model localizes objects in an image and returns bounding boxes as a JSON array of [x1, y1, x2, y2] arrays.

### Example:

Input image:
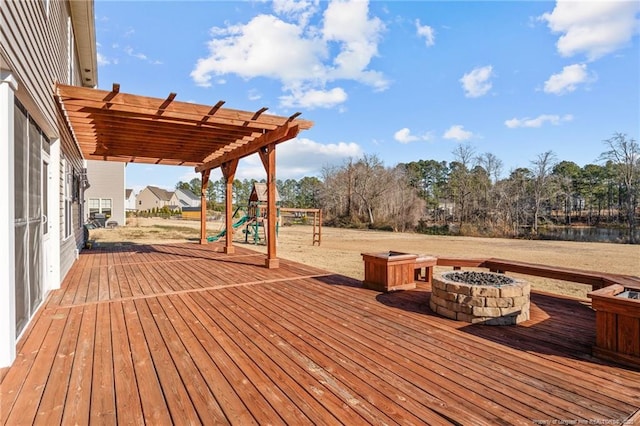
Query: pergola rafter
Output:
[[55, 83, 313, 268]]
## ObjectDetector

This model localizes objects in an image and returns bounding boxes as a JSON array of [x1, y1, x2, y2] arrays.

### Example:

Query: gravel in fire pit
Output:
[[442, 271, 514, 287]]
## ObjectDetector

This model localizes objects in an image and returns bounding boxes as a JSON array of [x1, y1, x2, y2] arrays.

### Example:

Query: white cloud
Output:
[[273, 0, 319, 26], [505, 114, 574, 128], [191, 0, 387, 109], [393, 127, 432, 144], [323, 0, 387, 89], [179, 169, 201, 183], [124, 46, 147, 60], [280, 87, 347, 109], [443, 125, 473, 141], [416, 19, 435, 47], [191, 15, 325, 86], [235, 137, 363, 180], [123, 46, 162, 65], [460, 65, 494, 98], [540, 1, 640, 61], [543, 63, 594, 95], [248, 89, 262, 101], [97, 52, 110, 66]]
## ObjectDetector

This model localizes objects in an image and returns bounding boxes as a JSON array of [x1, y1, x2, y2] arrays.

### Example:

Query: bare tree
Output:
[[319, 164, 347, 219], [599, 133, 639, 243], [453, 143, 476, 169], [477, 152, 503, 184], [530, 151, 558, 234], [351, 154, 393, 225], [385, 166, 425, 232], [448, 144, 477, 227]]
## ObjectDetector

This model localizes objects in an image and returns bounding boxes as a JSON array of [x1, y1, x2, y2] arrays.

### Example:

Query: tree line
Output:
[[177, 133, 639, 243]]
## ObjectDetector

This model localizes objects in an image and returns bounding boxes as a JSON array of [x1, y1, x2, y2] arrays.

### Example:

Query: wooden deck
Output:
[[1, 242, 639, 425]]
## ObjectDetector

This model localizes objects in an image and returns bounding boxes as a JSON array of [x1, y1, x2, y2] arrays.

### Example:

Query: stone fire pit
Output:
[[429, 271, 530, 325]]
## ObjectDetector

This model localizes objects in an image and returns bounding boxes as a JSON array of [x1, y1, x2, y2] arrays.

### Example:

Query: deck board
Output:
[[275, 279, 626, 420], [253, 280, 565, 423], [90, 303, 116, 425], [1, 242, 639, 425], [225, 284, 486, 425], [61, 305, 97, 425]]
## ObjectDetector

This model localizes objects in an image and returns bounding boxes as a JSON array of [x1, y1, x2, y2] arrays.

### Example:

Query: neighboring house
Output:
[[125, 188, 136, 212], [136, 185, 175, 211], [174, 188, 200, 208], [1, 1, 97, 366], [84, 160, 125, 226], [136, 186, 200, 212]]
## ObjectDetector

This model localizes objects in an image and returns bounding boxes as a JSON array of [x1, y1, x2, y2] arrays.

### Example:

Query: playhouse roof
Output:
[[250, 182, 280, 203]]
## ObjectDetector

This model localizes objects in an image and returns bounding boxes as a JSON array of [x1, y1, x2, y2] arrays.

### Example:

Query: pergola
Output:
[[55, 83, 313, 268]]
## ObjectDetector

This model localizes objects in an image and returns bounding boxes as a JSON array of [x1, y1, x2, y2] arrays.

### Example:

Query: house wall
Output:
[[175, 188, 201, 208], [57, 110, 85, 281], [125, 193, 137, 211], [169, 193, 181, 209], [0, 0, 94, 367], [84, 160, 126, 226], [137, 187, 168, 211]]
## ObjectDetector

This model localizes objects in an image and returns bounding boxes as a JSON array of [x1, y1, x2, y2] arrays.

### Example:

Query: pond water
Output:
[[533, 226, 639, 244]]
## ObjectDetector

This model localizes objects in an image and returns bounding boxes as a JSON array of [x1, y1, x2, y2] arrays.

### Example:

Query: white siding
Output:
[[84, 160, 126, 226]]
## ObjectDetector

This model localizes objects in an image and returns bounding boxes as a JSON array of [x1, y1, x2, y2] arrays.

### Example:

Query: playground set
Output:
[[207, 183, 321, 246]]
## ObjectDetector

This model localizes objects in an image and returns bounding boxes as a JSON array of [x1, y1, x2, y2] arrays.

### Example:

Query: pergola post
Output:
[[259, 143, 278, 269], [199, 169, 211, 244], [221, 159, 238, 254]]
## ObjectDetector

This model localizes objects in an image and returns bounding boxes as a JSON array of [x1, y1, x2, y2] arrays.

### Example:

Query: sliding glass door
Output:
[[14, 100, 47, 335]]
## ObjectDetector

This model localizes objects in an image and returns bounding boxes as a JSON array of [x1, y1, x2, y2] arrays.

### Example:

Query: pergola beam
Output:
[[250, 107, 268, 121], [56, 84, 312, 130], [195, 124, 299, 173], [198, 100, 225, 125], [155, 92, 177, 116]]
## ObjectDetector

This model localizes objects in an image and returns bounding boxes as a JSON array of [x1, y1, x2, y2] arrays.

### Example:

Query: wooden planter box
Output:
[[589, 284, 640, 369], [362, 251, 417, 292]]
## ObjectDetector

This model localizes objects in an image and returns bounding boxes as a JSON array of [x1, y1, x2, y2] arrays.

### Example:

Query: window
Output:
[[101, 199, 112, 219], [88, 198, 100, 217], [89, 198, 112, 219], [63, 158, 72, 239]]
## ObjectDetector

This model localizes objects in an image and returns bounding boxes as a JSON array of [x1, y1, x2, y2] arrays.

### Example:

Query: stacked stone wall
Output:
[[429, 275, 530, 325]]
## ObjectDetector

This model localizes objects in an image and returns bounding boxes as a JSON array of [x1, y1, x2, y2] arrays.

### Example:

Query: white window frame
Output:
[[88, 197, 113, 218]]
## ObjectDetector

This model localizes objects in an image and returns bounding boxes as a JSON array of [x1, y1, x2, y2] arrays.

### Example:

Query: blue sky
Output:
[[94, 0, 640, 193]]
